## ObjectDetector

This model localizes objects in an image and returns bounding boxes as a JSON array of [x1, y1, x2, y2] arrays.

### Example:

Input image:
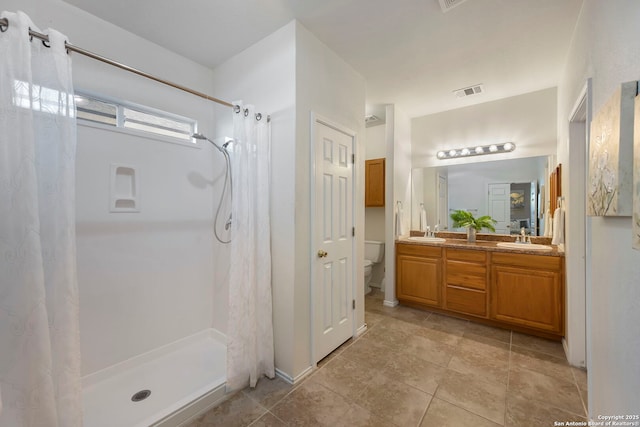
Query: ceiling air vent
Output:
[[454, 84, 484, 98], [438, 0, 470, 13]]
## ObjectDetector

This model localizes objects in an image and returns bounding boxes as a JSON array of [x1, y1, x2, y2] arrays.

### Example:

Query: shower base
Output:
[[82, 329, 227, 427]]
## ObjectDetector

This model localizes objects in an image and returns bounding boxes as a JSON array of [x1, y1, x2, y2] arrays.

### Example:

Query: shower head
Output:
[[192, 133, 225, 153]]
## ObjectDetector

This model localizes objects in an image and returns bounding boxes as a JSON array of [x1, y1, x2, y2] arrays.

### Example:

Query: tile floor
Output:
[[186, 289, 588, 426]]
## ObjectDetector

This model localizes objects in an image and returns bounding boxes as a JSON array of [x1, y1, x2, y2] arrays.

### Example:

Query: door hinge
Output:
[[352, 227, 355, 237], [352, 299, 356, 310], [352, 154, 355, 164]]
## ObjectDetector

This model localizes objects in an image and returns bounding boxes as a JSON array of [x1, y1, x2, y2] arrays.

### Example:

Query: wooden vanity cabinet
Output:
[[444, 249, 487, 317], [490, 253, 564, 335], [365, 158, 385, 207], [396, 243, 442, 307]]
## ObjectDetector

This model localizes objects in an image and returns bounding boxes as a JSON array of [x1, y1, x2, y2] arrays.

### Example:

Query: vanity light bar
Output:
[[436, 142, 515, 160]]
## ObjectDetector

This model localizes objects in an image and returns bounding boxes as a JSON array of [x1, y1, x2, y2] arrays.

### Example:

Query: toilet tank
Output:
[[364, 240, 385, 263]]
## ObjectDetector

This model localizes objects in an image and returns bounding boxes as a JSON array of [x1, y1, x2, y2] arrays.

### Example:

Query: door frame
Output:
[[309, 112, 358, 366]]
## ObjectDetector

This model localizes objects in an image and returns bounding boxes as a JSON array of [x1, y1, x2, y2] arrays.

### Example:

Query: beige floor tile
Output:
[[402, 334, 457, 367], [364, 311, 386, 329], [340, 334, 399, 369], [572, 367, 589, 413], [242, 376, 294, 410], [506, 393, 587, 427], [248, 411, 287, 427], [508, 367, 585, 417], [354, 373, 433, 427], [412, 322, 464, 347], [464, 322, 512, 344], [510, 345, 574, 383], [364, 320, 412, 348], [196, 392, 267, 427], [341, 403, 392, 427], [311, 355, 378, 400], [448, 337, 510, 384], [270, 380, 353, 426], [511, 332, 566, 359], [435, 369, 507, 425], [386, 304, 431, 325], [422, 313, 469, 336], [420, 397, 502, 427], [383, 350, 447, 394]]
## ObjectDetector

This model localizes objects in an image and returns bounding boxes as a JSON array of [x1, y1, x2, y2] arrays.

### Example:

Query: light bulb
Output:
[[475, 146, 484, 154], [449, 149, 457, 157], [437, 151, 446, 159], [489, 145, 498, 152], [461, 148, 470, 156], [503, 142, 514, 151]]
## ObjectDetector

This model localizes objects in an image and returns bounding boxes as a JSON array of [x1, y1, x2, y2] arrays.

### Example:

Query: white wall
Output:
[[295, 22, 366, 377], [365, 124, 386, 285], [4, 0, 221, 375], [558, 0, 640, 416], [385, 105, 412, 306], [412, 88, 558, 168], [211, 20, 365, 381], [211, 21, 298, 380]]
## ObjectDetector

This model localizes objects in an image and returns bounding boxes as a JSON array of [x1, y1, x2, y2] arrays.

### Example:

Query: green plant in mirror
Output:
[[450, 210, 497, 232]]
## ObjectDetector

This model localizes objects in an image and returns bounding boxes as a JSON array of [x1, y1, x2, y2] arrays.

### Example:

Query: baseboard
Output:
[[383, 299, 398, 307], [356, 323, 368, 337], [275, 365, 313, 385]]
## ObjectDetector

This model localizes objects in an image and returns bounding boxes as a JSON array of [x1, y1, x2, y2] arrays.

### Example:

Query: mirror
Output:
[[411, 156, 549, 236]]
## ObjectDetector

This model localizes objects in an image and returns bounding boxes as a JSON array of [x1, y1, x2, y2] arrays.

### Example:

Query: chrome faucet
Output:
[[517, 227, 531, 244]]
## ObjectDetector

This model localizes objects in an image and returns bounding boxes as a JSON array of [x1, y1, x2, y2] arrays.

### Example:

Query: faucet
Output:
[[518, 227, 531, 244]]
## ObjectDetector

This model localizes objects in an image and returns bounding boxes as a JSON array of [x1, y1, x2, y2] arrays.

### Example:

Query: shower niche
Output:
[[110, 163, 139, 212]]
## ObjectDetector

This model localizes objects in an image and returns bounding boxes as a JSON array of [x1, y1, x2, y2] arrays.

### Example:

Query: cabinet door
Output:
[[397, 254, 441, 307], [490, 265, 563, 333], [365, 158, 385, 207]]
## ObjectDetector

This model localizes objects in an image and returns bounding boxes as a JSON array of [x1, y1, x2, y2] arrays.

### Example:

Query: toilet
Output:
[[364, 240, 385, 294]]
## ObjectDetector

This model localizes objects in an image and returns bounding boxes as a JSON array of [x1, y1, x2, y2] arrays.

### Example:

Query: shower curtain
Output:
[[0, 11, 82, 427], [226, 103, 275, 391]]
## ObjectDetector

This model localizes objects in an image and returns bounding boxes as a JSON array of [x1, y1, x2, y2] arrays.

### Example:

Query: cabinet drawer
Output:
[[396, 243, 442, 258], [446, 286, 486, 317], [446, 260, 486, 290], [491, 252, 562, 271], [446, 248, 486, 263]]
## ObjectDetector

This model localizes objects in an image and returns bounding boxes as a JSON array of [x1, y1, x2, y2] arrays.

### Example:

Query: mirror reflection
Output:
[[411, 156, 549, 236]]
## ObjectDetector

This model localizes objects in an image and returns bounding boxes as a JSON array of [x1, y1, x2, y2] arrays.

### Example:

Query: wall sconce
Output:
[[436, 142, 515, 160]]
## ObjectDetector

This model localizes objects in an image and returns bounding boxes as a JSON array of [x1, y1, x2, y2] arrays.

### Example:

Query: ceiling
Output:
[[62, 0, 583, 118]]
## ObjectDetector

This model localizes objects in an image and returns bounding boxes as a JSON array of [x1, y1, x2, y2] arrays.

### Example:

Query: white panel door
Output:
[[313, 120, 354, 363], [488, 183, 511, 234]]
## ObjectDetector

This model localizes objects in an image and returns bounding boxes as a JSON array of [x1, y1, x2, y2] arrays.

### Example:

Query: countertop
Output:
[[396, 236, 565, 257]]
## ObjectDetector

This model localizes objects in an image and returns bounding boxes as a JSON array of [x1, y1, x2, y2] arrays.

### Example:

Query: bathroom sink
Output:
[[496, 242, 552, 251], [405, 236, 446, 243]]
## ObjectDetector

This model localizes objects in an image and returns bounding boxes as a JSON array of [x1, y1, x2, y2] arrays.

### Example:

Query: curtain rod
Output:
[[0, 17, 234, 109]]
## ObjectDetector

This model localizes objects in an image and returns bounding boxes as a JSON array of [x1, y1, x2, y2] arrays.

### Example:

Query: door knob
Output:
[[317, 250, 328, 258]]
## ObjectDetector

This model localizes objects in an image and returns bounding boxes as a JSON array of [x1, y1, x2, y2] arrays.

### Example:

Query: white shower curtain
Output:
[[226, 103, 274, 391], [0, 11, 82, 427]]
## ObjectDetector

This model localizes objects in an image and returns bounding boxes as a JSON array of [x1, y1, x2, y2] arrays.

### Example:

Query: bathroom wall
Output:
[[558, 0, 640, 416], [365, 123, 386, 286], [385, 105, 412, 305], [412, 88, 558, 168], [5, 0, 221, 375], [212, 20, 365, 381]]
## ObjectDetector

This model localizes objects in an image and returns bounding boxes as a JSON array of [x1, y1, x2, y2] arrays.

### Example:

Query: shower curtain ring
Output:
[[234, 105, 241, 114], [42, 39, 50, 48], [29, 27, 33, 41], [0, 21, 8, 32], [244, 108, 249, 117], [255, 113, 262, 121]]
